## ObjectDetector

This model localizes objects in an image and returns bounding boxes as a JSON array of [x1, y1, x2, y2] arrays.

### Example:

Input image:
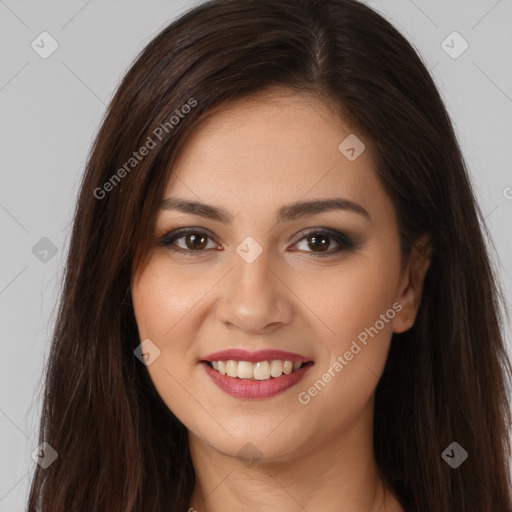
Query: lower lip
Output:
[[202, 361, 314, 399]]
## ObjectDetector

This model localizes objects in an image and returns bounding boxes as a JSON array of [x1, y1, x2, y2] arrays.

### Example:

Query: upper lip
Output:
[[202, 349, 313, 364]]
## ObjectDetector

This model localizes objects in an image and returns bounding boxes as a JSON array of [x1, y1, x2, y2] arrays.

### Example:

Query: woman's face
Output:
[[131, 89, 426, 463]]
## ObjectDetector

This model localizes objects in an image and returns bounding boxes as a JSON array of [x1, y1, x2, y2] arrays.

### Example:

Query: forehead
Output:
[[162, 89, 388, 223]]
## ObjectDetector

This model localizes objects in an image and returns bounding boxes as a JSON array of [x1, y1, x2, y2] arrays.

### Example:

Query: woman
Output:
[[27, 0, 512, 510]]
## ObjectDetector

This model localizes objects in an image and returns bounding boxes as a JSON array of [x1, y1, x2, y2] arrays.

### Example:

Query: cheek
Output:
[[132, 256, 204, 341], [303, 247, 401, 410], [316, 255, 400, 348], [131, 256, 203, 392], [295, 282, 398, 427], [131, 257, 207, 422]]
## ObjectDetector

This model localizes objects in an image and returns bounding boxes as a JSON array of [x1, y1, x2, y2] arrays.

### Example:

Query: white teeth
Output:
[[253, 361, 270, 380], [210, 359, 306, 380], [237, 361, 253, 379], [226, 360, 238, 378], [270, 360, 283, 377], [282, 361, 293, 374]]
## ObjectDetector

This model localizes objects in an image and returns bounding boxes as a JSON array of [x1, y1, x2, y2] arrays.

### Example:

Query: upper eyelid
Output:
[[161, 227, 352, 249], [163, 227, 221, 245]]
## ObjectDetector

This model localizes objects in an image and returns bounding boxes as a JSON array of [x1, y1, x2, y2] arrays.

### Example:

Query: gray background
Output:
[[0, 0, 511, 509]]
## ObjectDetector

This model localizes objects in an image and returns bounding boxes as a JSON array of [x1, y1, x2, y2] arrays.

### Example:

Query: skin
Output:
[[131, 87, 431, 512]]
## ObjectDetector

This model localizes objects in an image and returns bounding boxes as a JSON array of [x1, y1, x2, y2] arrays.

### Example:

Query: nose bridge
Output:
[[236, 248, 273, 293], [232, 234, 275, 293], [216, 239, 293, 332]]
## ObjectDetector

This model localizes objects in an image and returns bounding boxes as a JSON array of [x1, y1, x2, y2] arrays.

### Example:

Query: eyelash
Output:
[[158, 227, 356, 258]]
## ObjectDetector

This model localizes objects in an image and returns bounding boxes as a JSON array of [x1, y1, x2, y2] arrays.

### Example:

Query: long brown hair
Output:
[[27, 0, 512, 510]]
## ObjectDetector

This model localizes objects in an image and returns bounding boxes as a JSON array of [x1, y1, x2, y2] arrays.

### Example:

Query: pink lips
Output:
[[201, 348, 314, 400]]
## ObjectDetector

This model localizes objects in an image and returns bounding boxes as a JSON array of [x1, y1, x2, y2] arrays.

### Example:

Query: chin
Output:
[[201, 426, 307, 464]]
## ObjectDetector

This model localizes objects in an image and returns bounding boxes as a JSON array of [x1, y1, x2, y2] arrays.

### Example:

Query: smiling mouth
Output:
[[203, 360, 314, 381]]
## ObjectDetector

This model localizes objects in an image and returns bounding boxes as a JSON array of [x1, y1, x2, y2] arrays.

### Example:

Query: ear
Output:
[[392, 233, 433, 334]]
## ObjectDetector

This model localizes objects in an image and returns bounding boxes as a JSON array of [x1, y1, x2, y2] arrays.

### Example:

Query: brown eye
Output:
[[159, 229, 219, 256], [306, 234, 330, 252], [183, 233, 208, 250], [293, 229, 355, 256]]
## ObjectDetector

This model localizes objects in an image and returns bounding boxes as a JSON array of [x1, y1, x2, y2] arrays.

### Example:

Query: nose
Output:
[[215, 250, 294, 334]]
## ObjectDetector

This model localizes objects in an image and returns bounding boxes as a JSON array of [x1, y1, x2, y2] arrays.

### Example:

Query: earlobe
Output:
[[392, 234, 433, 334]]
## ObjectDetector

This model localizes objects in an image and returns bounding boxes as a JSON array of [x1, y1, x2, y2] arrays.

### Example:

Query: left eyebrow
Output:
[[159, 197, 371, 224], [276, 198, 371, 223]]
